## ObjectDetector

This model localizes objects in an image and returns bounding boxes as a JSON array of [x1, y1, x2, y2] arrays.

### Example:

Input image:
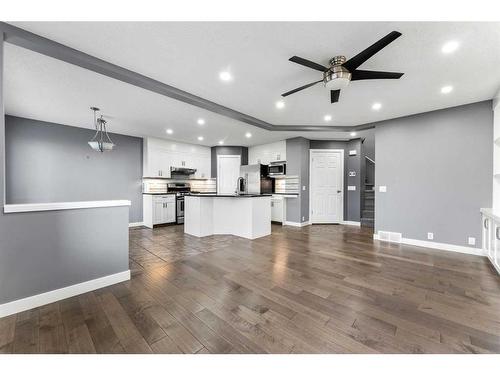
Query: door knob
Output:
[[337, 190, 342, 193]]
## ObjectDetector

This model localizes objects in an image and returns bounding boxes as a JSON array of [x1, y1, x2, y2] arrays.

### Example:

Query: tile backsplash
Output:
[[142, 178, 216, 193], [274, 175, 300, 194]]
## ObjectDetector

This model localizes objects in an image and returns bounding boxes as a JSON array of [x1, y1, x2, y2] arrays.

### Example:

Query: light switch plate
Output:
[[379, 186, 387, 193], [468, 237, 476, 246], [349, 171, 356, 177], [302, 186, 306, 191], [349, 150, 357, 156], [347, 186, 356, 191]]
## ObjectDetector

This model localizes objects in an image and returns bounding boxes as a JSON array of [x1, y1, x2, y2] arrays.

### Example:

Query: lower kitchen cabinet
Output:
[[143, 194, 176, 228], [271, 196, 284, 223]]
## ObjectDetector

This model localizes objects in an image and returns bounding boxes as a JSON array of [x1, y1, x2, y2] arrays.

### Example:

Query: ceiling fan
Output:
[[282, 31, 404, 104]]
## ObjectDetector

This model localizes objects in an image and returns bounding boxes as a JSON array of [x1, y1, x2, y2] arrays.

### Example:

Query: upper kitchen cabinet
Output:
[[248, 140, 286, 165], [143, 137, 211, 178]]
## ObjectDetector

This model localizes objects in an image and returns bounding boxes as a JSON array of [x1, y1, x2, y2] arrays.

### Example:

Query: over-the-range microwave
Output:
[[268, 161, 286, 176]]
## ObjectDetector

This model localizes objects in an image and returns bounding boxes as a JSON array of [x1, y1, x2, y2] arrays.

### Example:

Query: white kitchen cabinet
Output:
[[249, 140, 286, 165], [271, 196, 284, 223], [143, 194, 176, 228], [143, 137, 211, 178]]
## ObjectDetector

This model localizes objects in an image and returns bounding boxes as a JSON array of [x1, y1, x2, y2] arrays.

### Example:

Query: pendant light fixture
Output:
[[88, 106, 115, 152]]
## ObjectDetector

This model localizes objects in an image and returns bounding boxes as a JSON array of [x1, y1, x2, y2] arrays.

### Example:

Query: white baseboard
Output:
[[129, 222, 144, 228], [0, 270, 131, 318], [284, 221, 311, 227], [373, 232, 485, 257], [341, 221, 361, 226], [401, 237, 485, 256], [487, 255, 500, 274]]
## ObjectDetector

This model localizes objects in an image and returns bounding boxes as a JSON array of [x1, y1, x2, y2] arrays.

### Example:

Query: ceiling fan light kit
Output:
[[282, 31, 404, 104]]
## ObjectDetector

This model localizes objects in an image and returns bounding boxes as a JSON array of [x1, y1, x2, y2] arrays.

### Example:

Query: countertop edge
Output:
[[186, 194, 272, 198], [4, 200, 131, 214]]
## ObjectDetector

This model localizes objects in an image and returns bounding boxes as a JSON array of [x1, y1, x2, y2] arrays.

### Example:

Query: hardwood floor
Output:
[[1, 223, 500, 354]]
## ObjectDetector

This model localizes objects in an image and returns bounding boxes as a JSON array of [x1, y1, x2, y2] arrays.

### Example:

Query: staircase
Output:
[[361, 183, 375, 228]]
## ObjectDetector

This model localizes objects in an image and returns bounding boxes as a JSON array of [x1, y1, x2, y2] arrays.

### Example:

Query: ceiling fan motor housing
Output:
[[324, 56, 351, 90]]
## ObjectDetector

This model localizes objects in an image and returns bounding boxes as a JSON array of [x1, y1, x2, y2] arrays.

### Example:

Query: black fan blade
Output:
[[289, 56, 327, 72], [351, 70, 404, 81], [282, 80, 323, 97], [343, 31, 402, 72], [330, 90, 340, 103]]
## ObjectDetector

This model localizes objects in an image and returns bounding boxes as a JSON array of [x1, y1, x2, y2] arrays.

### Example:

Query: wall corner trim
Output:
[[341, 221, 361, 226], [128, 222, 144, 228], [0, 270, 131, 318], [373, 233, 485, 257], [284, 221, 311, 227]]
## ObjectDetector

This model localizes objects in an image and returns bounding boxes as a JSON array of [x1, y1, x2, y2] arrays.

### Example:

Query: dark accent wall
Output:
[[309, 139, 362, 222], [286, 137, 310, 223], [5, 115, 143, 223], [210, 146, 248, 177], [0, 42, 129, 305], [375, 100, 492, 247]]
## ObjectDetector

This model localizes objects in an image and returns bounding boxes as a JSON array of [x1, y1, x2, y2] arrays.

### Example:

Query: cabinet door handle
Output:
[[496, 226, 500, 240], [484, 218, 489, 229]]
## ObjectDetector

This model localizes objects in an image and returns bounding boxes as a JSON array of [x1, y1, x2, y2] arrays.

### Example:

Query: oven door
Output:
[[176, 198, 185, 224]]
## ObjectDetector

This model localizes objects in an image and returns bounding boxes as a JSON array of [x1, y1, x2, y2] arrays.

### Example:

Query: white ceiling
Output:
[[4, 22, 500, 146]]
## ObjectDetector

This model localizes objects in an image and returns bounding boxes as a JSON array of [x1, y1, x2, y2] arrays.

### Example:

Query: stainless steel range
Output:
[[167, 183, 191, 224]]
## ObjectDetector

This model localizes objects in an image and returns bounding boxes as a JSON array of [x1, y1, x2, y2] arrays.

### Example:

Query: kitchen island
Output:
[[184, 194, 271, 239]]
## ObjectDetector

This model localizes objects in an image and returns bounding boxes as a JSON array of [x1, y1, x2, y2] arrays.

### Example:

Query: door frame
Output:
[[216, 154, 241, 194], [309, 149, 344, 224]]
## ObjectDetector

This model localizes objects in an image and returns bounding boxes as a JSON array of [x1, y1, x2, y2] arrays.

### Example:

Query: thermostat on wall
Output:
[[349, 150, 357, 156]]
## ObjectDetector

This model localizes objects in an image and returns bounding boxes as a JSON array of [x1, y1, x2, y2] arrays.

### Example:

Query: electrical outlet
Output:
[[427, 232, 434, 240], [302, 216, 305, 221], [468, 237, 476, 246]]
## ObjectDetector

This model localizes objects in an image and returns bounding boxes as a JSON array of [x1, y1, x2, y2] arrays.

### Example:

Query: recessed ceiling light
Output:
[[166, 129, 173, 134], [323, 115, 332, 122], [275, 100, 285, 109], [219, 71, 232, 82], [218, 140, 224, 145], [197, 136, 204, 141], [350, 131, 357, 137], [372, 102, 382, 111], [197, 118, 205, 125], [441, 85, 453, 94], [245, 132, 252, 138], [442, 40, 459, 54]]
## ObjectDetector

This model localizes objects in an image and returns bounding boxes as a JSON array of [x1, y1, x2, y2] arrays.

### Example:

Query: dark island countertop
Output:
[[186, 193, 272, 198]]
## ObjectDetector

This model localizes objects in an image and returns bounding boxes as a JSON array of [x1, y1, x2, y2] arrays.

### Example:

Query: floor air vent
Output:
[[378, 230, 402, 243]]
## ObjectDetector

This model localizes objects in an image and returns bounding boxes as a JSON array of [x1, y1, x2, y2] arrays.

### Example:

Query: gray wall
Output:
[[375, 100, 493, 247], [211, 146, 248, 177], [309, 139, 362, 221], [286, 137, 310, 223], [0, 40, 129, 306], [5, 115, 143, 223]]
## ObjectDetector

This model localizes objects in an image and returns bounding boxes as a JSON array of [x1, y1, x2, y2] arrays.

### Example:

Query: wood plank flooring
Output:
[[1, 223, 500, 354]]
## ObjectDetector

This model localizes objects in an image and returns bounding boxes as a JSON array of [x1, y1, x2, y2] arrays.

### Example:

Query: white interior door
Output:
[[217, 155, 241, 194], [310, 150, 343, 223]]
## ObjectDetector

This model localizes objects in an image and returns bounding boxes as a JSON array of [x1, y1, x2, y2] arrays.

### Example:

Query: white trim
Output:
[[309, 149, 344, 224], [284, 220, 311, 227], [374, 233, 485, 257], [341, 221, 361, 226], [129, 222, 144, 228], [4, 200, 131, 214], [0, 270, 131, 318]]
